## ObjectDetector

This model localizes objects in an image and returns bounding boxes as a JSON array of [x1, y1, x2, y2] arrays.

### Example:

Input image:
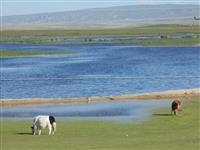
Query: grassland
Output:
[[0, 38, 52, 44], [1, 24, 200, 46], [1, 97, 199, 150], [0, 50, 78, 56], [1, 25, 200, 37], [112, 37, 200, 46]]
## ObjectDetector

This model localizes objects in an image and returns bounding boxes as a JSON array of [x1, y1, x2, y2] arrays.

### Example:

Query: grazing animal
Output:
[[31, 115, 56, 135], [171, 99, 182, 115]]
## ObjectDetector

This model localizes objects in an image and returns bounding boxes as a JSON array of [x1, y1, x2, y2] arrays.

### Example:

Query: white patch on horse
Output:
[[31, 115, 56, 135]]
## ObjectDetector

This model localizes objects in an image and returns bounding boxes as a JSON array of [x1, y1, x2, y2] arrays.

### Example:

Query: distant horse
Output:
[[31, 115, 56, 135], [171, 99, 182, 115]]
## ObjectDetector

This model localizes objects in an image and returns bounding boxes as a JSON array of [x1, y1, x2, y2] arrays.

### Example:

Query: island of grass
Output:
[[1, 97, 199, 150], [111, 36, 200, 46], [0, 50, 79, 56]]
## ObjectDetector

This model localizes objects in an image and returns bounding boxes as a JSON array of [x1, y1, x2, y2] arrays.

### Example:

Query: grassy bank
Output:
[[1, 25, 200, 37], [112, 37, 200, 46], [0, 50, 78, 56], [1, 36, 199, 46], [1, 25, 199, 45], [1, 97, 199, 150]]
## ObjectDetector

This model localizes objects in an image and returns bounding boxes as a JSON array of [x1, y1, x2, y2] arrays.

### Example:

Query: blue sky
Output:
[[1, 0, 199, 16]]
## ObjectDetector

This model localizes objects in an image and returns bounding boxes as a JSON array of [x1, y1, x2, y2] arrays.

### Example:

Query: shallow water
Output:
[[1, 100, 170, 121]]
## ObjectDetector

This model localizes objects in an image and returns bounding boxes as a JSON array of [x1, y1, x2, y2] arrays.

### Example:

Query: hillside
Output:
[[1, 4, 199, 29]]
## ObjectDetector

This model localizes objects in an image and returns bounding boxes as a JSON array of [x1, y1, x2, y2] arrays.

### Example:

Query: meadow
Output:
[[111, 37, 200, 46], [1, 25, 200, 46], [0, 50, 78, 56], [1, 97, 199, 150], [1, 25, 199, 37]]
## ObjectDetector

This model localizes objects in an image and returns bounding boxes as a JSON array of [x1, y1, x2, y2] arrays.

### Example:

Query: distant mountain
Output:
[[1, 5, 199, 28]]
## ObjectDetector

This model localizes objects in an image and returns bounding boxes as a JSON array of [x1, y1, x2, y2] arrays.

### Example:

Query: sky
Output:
[[1, 0, 199, 16]]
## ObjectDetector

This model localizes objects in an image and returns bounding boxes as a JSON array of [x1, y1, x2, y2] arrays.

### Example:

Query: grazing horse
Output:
[[171, 99, 182, 115], [31, 115, 56, 135]]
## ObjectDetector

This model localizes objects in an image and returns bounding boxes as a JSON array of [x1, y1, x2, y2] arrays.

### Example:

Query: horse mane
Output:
[[49, 116, 56, 124]]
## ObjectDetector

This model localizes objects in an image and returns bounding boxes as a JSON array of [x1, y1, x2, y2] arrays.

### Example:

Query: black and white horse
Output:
[[31, 115, 56, 135]]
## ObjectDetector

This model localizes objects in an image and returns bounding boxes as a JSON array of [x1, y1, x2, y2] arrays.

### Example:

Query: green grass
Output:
[[112, 37, 200, 46], [1, 35, 199, 46], [1, 25, 199, 45], [1, 97, 199, 150], [0, 38, 52, 44], [1, 25, 200, 37], [0, 50, 79, 56], [1, 24, 199, 45]]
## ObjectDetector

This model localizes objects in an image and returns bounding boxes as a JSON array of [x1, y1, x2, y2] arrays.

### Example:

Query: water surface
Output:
[[1, 100, 170, 121], [0, 43, 199, 98]]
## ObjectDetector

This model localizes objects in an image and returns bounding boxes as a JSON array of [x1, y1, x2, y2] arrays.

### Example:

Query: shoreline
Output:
[[1, 88, 200, 106]]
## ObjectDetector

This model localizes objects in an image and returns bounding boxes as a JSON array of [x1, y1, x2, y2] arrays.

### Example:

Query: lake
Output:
[[0, 43, 199, 99]]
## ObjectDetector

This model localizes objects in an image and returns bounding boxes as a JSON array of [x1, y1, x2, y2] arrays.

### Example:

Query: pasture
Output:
[[1, 25, 199, 37], [1, 97, 199, 150], [0, 50, 78, 56], [1, 25, 199, 46]]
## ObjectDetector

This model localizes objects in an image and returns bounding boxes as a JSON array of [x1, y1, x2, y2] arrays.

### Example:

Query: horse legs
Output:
[[33, 125, 37, 135], [38, 130, 42, 135], [48, 124, 52, 135], [51, 130, 54, 135], [174, 109, 177, 115]]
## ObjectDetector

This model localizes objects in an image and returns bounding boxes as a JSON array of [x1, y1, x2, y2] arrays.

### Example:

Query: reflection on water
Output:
[[1, 100, 170, 121]]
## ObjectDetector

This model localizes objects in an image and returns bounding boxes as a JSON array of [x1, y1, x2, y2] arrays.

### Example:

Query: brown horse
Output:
[[171, 99, 182, 115]]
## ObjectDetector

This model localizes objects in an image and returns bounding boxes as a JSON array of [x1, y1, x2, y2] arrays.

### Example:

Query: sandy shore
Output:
[[1, 88, 199, 106]]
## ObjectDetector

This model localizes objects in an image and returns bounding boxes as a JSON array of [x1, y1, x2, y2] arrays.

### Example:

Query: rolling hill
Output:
[[1, 4, 199, 29]]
